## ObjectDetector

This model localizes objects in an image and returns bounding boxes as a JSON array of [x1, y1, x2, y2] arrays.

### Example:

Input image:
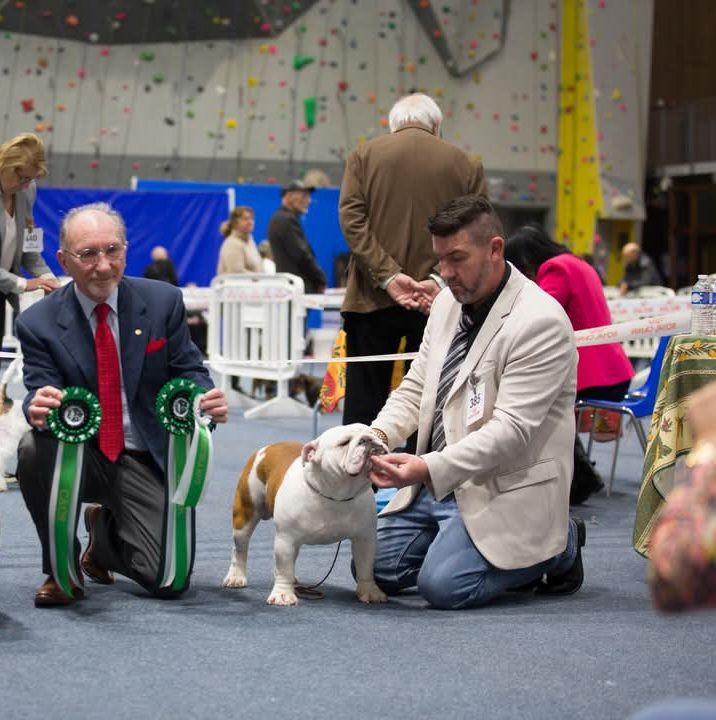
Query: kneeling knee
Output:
[[417, 564, 487, 610]]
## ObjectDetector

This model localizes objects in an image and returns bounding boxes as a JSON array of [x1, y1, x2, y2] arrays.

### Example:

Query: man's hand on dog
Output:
[[369, 453, 430, 489]]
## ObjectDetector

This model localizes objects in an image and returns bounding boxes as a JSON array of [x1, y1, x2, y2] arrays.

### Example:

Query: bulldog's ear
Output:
[[302, 439, 319, 465]]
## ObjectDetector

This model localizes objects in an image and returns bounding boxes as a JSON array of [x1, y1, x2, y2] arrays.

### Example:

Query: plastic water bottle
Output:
[[691, 275, 712, 335]]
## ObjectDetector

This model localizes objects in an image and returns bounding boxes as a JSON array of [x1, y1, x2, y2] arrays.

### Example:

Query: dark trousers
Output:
[[17, 430, 194, 597], [342, 307, 428, 453], [571, 380, 631, 504]]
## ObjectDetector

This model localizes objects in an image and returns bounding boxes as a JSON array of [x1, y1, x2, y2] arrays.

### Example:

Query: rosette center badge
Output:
[[172, 396, 190, 420], [62, 403, 87, 428]]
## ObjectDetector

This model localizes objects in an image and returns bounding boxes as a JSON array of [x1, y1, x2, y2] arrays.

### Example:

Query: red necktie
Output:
[[94, 303, 124, 461]]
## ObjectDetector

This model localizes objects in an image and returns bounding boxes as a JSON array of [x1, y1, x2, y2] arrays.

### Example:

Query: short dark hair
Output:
[[428, 194, 504, 243]]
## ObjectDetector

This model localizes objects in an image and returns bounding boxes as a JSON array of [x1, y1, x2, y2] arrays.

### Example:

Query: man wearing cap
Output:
[[267, 180, 326, 294], [339, 93, 486, 447]]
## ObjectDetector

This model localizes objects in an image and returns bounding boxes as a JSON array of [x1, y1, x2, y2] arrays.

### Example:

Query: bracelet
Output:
[[371, 427, 389, 446]]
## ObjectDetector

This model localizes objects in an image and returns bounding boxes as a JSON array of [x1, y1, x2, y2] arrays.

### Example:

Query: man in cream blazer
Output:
[[368, 195, 585, 610]]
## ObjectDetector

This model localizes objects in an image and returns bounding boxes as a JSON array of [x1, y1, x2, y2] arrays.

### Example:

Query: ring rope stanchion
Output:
[[207, 273, 312, 418], [155, 379, 214, 592], [46, 387, 102, 598]]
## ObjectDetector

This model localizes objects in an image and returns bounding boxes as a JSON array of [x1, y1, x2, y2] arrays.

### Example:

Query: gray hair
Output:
[[60, 202, 127, 249], [388, 93, 443, 133]]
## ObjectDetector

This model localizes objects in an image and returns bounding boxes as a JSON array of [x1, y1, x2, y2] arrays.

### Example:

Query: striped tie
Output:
[[431, 311, 475, 452]]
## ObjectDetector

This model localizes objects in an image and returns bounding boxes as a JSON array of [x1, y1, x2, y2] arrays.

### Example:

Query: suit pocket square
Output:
[[145, 337, 167, 354]]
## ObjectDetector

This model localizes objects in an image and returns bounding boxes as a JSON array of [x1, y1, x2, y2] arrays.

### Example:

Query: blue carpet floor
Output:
[[1, 403, 714, 720]]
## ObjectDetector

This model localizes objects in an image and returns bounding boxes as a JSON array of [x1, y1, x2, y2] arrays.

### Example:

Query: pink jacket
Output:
[[536, 254, 634, 392]]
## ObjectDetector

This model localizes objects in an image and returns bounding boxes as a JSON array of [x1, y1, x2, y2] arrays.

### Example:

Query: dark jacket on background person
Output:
[[623, 253, 661, 292], [143, 258, 178, 286], [267, 206, 326, 293]]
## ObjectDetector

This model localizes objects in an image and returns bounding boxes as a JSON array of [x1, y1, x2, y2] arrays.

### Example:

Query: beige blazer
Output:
[[216, 233, 262, 275], [339, 124, 485, 313], [373, 267, 578, 570]]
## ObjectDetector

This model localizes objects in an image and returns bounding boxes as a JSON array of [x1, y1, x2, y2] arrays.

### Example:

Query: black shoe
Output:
[[570, 447, 604, 505], [536, 517, 586, 595], [570, 473, 604, 505]]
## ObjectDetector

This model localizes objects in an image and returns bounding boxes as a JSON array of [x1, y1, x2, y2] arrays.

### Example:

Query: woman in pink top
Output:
[[505, 225, 634, 504]]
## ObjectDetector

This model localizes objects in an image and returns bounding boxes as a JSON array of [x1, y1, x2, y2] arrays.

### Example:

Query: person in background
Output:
[[505, 224, 635, 505], [267, 180, 326, 294], [216, 206, 262, 275], [619, 242, 662, 295], [0, 132, 59, 335], [365, 195, 584, 609], [338, 92, 485, 451], [143, 245, 178, 285], [16, 202, 228, 607], [302, 168, 333, 188]]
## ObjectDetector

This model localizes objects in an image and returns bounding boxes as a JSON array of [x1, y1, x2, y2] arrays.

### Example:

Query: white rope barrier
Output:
[[184, 287, 688, 318], [207, 311, 693, 371], [573, 312, 690, 348], [1, 312, 691, 368], [607, 295, 689, 322]]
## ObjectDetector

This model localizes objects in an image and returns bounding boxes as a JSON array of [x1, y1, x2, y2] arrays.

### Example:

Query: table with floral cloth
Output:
[[633, 335, 716, 556]]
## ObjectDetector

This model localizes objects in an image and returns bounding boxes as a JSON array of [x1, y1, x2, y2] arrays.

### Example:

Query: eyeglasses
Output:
[[15, 169, 38, 184], [64, 242, 127, 265]]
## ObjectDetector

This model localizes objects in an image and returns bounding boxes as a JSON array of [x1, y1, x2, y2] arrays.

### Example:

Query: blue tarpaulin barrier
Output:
[[34, 188, 230, 287], [133, 178, 348, 288]]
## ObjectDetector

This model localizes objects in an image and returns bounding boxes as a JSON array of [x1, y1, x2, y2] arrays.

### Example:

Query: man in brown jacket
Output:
[[338, 93, 486, 444]]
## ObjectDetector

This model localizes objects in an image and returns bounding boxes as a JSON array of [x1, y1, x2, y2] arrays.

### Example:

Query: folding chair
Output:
[[575, 334, 671, 494]]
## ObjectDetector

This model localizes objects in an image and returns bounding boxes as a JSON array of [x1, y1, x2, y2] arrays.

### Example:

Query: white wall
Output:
[[0, 1, 556, 187], [589, 0, 654, 219], [0, 0, 651, 214]]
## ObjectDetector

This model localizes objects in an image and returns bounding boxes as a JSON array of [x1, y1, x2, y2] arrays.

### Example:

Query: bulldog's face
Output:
[[301, 424, 388, 495]]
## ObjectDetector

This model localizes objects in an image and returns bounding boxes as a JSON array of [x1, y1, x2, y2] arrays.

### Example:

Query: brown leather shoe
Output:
[[80, 504, 115, 585], [34, 576, 84, 608]]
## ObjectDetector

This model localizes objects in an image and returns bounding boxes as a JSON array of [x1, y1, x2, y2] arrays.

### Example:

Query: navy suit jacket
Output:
[[17, 276, 212, 469]]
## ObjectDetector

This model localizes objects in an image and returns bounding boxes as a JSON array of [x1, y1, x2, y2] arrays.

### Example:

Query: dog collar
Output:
[[304, 474, 368, 502]]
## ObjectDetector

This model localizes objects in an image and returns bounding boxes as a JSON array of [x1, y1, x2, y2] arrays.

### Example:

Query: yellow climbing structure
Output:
[[555, 0, 604, 256]]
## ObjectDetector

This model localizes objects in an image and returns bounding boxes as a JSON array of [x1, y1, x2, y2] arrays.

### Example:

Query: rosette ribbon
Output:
[[155, 379, 213, 591], [46, 387, 101, 598]]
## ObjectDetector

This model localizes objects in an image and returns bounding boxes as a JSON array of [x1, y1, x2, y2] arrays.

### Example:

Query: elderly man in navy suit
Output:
[[16, 202, 228, 607]]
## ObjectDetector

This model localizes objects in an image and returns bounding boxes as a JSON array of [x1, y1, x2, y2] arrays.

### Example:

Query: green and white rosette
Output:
[[155, 379, 213, 590], [46, 387, 101, 598]]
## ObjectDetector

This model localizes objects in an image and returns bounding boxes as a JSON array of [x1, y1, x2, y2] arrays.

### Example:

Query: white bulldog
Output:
[[0, 391, 30, 492], [222, 423, 389, 606]]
